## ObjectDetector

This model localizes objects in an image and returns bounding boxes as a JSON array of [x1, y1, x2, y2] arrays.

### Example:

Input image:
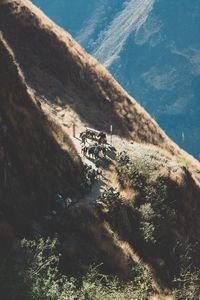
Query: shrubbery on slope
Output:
[[115, 148, 200, 294], [0, 238, 153, 300]]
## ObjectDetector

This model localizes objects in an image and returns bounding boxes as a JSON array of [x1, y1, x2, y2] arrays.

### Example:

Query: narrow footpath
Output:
[[72, 136, 112, 203]]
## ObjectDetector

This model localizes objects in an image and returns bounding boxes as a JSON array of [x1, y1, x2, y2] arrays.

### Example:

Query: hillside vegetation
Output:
[[0, 0, 200, 299], [0, 1, 198, 155], [0, 34, 83, 237]]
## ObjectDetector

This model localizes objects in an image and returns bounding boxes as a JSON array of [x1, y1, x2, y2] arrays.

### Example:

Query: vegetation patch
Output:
[[0, 238, 154, 300], [115, 150, 200, 292]]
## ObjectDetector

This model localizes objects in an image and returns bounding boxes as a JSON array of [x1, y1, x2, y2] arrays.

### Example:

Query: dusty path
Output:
[[41, 101, 136, 203], [41, 101, 117, 203], [72, 136, 111, 203]]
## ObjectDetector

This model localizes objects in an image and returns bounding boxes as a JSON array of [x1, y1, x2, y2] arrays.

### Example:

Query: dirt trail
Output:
[[48, 99, 199, 209], [72, 136, 109, 203], [41, 101, 125, 203], [72, 135, 137, 203]]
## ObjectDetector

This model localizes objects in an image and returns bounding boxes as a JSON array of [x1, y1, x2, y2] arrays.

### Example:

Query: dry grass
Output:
[[1, 0, 200, 184], [0, 2, 200, 297], [0, 34, 83, 236]]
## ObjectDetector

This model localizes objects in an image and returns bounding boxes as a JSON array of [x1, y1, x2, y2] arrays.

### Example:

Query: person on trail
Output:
[[65, 197, 72, 208], [87, 168, 96, 184]]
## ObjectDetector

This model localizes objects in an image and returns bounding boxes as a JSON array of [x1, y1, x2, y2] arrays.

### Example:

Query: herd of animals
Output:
[[80, 129, 116, 160], [46, 129, 126, 220], [79, 128, 117, 192]]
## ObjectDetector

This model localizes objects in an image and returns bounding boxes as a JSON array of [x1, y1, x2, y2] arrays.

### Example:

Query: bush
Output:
[[115, 151, 198, 285], [0, 238, 76, 300], [138, 203, 156, 244], [0, 238, 154, 300], [20, 238, 76, 300], [173, 268, 200, 300]]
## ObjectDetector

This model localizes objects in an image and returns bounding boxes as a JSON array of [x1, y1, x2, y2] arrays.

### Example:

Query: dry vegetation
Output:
[[0, 0, 200, 186], [0, 34, 83, 237], [0, 1, 200, 298]]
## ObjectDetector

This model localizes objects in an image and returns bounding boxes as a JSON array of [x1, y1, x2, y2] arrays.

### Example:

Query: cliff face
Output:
[[0, 34, 82, 236]]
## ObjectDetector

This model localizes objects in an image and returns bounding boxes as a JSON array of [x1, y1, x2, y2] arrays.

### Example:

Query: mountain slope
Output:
[[31, 0, 200, 158], [0, 0, 200, 296], [0, 0, 200, 184], [0, 32, 82, 236], [0, 0, 177, 145]]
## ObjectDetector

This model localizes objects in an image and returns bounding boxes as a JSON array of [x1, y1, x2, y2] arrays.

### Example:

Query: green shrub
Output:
[[173, 268, 200, 299], [20, 238, 76, 300], [0, 238, 154, 300], [115, 151, 192, 283], [0, 238, 76, 300], [138, 203, 156, 244]]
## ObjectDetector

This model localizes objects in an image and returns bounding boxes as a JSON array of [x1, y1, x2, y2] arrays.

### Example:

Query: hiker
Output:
[[64, 197, 72, 208], [85, 178, 92, 192], [87, 168, 96, 184]]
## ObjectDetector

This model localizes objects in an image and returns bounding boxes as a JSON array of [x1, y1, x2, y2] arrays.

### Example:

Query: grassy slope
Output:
[[0, 0, 199, 186], [0, 0, 200, 297], [0, 34, 82, 236]]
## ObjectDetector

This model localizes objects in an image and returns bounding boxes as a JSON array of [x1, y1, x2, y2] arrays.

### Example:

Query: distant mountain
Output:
[[32, 0, 200, 159]]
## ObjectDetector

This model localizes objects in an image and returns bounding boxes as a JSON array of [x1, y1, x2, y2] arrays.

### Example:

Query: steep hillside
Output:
[[0, 33, 82, 237], [0, 0, 199, 184], [0, 0, 200, 298], [31, 0, 200, 159]]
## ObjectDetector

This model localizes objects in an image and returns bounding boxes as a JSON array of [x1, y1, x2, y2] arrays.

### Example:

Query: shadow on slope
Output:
[[0, 33, 83, 238], [1, 0, 200, 183], [0, 0, 175, 146], [114, 145, 200, 286]]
